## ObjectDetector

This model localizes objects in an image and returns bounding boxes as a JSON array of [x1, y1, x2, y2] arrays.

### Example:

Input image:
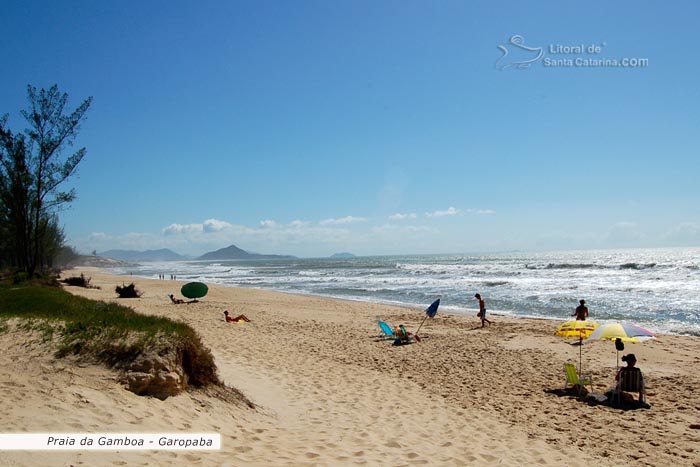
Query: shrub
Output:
[[12, 271, 29, 284], [178, 331, 220, 387], [0, 282, 232, 400], [116, 283, 142, 298]]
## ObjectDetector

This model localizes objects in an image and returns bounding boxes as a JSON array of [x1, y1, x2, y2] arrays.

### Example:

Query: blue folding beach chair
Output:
[[378, 320, 396, 338]]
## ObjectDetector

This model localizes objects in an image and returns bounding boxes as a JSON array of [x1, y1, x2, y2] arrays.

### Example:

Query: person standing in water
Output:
[[572, 299, 589, 320], [475, 293, 491, 327]]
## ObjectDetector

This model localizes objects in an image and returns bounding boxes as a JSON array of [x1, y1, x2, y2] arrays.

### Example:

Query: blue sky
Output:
[[1, 0, 698, 257]]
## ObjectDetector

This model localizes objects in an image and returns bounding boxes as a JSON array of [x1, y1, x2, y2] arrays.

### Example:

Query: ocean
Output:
[[111, 247, 700, 337]]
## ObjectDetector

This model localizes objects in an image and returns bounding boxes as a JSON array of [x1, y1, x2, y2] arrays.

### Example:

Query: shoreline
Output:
[[114, 269, 687, 338], [2, 267, 699, 466]]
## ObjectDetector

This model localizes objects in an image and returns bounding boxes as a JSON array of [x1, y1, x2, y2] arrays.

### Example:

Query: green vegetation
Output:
[[0, 84, 91, 277], [0, 281, 218, 388]]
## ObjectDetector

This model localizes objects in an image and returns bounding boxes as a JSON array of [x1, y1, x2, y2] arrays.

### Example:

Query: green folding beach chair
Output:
[[563, 363, 593, 395]]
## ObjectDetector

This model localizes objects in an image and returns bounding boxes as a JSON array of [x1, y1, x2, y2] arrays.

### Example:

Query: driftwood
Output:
[[115, 282, 142, 298]]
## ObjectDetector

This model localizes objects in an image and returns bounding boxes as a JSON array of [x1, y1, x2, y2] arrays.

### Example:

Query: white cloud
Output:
[[162, 223, 203, 236], [372, 224, 438, 234], [73, 210, 496, 258], [426, 207, 459, 218], [319, 216, 367, 225], [162, 218, 233, 236], [663, 222, 700, 244], [389, 212, 417, 220], [83, 231, 165, 253], [468, 209, 495, 215], [153, 218, 359, 255], [604, 222, 645, 246], [203, 218, 233, 233]]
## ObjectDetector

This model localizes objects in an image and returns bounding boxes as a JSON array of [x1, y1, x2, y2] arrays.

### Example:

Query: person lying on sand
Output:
[[168, 293, 184, 304], [224, 310, 251, 323]]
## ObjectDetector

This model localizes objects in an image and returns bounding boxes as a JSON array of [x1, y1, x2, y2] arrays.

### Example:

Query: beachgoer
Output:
[[615, 353, 646, 402], [224, 310, 251, 323], [475, 293, 491, 327], [392, 324, 413, 345], [168, 293, 184, 304], [394, 325, 409, 340], [573, 299, 589, 320]]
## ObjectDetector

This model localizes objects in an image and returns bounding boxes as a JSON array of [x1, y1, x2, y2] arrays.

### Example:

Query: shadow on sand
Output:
[[545, 387, 651, 411]]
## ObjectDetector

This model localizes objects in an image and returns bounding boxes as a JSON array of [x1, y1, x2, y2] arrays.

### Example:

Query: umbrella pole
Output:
[[579, 334, 583, 377], [414, 314, 428, 337]]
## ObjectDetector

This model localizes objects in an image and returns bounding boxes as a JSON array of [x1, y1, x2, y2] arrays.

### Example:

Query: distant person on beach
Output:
[[573, 299, 589, 320], [475, 293, 491, 327], [616, 353, 647, 404], [224, 310, 251, 323]]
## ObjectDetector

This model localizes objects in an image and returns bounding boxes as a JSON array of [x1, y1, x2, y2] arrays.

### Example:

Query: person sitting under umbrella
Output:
[[615, 353, 647, 403], [224, 310, 251, 323], [168, 293, 184, 304]]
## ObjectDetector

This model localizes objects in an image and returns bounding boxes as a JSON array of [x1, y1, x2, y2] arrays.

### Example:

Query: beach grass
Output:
[[0, 280, 219, 388]]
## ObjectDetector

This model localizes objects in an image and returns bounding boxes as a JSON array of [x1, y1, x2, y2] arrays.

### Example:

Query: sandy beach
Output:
[[1, 267, 699, 467]]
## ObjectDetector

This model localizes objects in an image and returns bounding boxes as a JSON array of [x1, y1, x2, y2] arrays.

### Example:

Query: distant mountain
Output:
[[197, 244, 296, 261], [64, 255, 130, 268], [99, 249, 188, 262], [330, 252, 355, 258]]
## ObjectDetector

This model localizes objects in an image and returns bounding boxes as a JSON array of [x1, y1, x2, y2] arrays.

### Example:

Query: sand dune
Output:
[[1, 267, 699, 466]]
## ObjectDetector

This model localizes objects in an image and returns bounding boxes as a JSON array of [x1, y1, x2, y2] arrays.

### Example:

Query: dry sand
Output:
[[1, 267, 699, 466]]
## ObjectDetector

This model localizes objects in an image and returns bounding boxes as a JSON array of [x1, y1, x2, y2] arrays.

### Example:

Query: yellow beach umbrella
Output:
[[555, 320, 600, 339], [555, 320, 600, 376]]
